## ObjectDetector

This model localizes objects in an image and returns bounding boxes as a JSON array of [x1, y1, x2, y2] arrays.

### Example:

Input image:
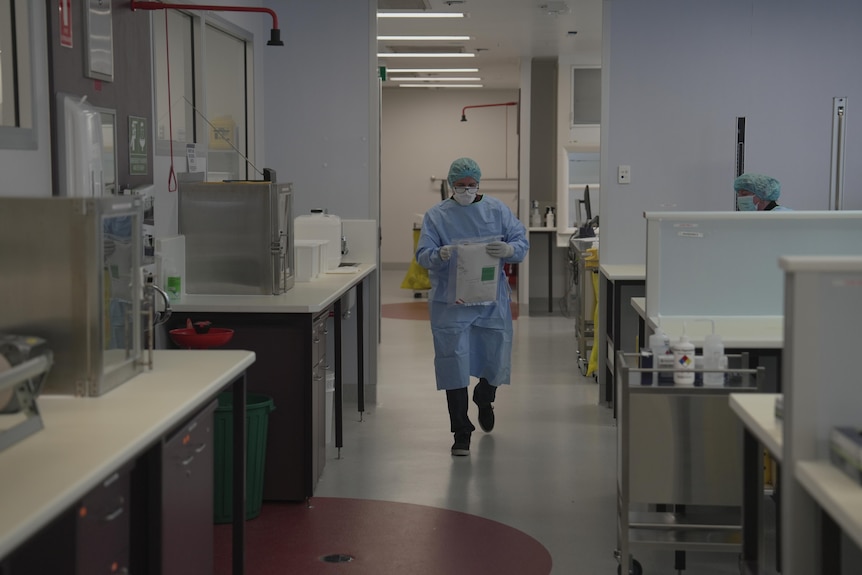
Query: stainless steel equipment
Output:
[[0, 197, 145, 396], [178, 169, 294, 295], [614, 352, 765, 575], [0, 334, 52, 452]]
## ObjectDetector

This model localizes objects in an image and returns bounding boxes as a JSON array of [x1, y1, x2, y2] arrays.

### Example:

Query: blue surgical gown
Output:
[[416, 196, 529, 390]]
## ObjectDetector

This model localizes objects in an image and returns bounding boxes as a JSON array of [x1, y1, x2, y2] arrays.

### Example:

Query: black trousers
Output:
[[445, 378, 496, 433]]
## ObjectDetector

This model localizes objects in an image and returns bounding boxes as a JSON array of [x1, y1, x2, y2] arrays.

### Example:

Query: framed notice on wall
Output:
[[129, 116, 148, 175], [85, 0, 113, 81]]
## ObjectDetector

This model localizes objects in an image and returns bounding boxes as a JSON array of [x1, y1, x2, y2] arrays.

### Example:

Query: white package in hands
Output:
[[447, 236, 501, 305]]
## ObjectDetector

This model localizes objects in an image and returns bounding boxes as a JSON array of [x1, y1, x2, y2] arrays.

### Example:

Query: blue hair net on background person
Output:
[[733, 173, 781, 202], [447, 157, 482, 187]]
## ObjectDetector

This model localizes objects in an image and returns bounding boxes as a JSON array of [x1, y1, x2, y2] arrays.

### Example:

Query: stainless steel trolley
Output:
[[614, 352, 765, 574], [570, 237, 598, 376]]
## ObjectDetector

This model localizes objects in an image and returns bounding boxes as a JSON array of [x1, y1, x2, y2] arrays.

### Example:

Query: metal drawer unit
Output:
[[160, 400, 217, 575], [311, 310, 329, 482], [76, 463, 134, 574], [614, 352, 764, 575]]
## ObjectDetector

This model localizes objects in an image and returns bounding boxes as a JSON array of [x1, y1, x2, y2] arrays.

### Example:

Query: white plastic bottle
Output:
[[702, 333, 727, 387], [544, 206, 555, 227], [649, 328, 672, 385], [530, 201, 542, 227], [672, 324, 696, 385]]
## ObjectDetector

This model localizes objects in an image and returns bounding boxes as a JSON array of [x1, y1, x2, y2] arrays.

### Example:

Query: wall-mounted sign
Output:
[[129, 116, 148, 175], [85, 0, 113, 81], [59, 0, 73, 48]]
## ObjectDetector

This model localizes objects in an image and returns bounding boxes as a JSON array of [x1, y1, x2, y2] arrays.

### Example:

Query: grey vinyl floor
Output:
[[314, 270, 756, 575]]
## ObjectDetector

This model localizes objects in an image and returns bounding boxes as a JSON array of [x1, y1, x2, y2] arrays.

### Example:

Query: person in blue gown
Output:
[[416, 157, 529, 456]]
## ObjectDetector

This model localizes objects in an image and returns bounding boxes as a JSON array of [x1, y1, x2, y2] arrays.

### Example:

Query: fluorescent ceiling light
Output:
[[389, 77, 481, 81], [387, 68, 479, 73], [399, 84, 484, 88], [378, 35, 470, 41], [378, 53, 474, 58], [377, 12, 464, 18]]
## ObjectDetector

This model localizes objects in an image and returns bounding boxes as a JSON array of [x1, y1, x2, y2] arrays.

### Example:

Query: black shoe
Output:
[[451, 432, 471, 456], [477, 404, 495, 432]]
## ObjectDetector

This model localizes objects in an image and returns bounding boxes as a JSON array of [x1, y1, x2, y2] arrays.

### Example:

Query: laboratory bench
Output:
[[0, 350, 255, 574], [729, 393, 783, 574], [527, 227, 558, 314], [168, 263, 377, 502], [597, 264, 645, 410]]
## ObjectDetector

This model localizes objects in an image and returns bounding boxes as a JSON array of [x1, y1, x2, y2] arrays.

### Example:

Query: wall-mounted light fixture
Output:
[[130, 1, 284, 46]]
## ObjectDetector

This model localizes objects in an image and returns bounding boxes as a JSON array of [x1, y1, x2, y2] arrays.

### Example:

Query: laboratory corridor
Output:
[[215, 270, 746, 575]]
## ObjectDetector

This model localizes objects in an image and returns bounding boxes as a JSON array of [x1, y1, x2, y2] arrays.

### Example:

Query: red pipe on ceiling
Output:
[[460, 101, 518, 122], [130, 1, 284, 45]]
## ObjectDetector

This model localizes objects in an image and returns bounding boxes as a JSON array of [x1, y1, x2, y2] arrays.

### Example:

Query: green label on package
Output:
[[481, 266, 496, 282]]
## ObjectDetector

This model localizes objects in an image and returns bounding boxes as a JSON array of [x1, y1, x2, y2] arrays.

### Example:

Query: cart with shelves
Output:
[[614, 352, 765, 574], [570, 237, 598, 376]]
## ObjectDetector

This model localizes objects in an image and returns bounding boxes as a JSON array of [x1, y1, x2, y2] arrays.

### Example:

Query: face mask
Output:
[[736, 195, 757, 211], [452, 187, 478, 206]]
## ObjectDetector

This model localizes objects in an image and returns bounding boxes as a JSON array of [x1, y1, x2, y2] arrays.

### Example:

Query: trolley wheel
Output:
[[617, 559, 643, 575], [578, 356, 588, 376]]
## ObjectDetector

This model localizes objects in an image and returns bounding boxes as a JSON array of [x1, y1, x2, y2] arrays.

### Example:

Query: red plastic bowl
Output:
[[169, 327, 235, 349]]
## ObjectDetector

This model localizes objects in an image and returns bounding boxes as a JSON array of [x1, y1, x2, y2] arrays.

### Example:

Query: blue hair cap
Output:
[[733, 173, 781, 202], [447, 157, 482, 186]]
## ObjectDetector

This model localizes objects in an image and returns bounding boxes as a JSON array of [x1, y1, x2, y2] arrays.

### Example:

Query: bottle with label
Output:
[[530, 200, 542, 227], [650, 328, 674, 385], [649, 327, 673, 385], [672, 323, 696, 385], [544, 206, 556, 227]]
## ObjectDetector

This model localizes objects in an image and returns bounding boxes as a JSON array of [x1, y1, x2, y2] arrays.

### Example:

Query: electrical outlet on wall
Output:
[[618, 165, 631, 184]]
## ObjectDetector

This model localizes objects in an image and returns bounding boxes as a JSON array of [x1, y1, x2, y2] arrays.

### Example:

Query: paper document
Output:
[[454, 243, 499, 304]]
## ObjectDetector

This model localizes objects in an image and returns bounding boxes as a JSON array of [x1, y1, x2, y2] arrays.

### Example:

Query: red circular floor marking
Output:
[[215, 497, 552, 574]]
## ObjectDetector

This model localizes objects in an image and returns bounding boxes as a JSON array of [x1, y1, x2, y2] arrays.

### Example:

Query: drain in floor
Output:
[[321, 553, 355, 563]]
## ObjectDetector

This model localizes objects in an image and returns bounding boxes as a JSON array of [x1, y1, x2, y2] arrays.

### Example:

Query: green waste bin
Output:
[[213, 392, 275, 523]]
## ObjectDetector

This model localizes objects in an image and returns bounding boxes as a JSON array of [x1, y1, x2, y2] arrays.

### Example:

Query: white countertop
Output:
[[644, 314, 783, 349], [796, 459, 862, 551], [0, 349, 255, 559], [172, 263, 376, 313], [779, 255, 862, 273], [729, 393, 783, 460], [600, 264, 646, 281]]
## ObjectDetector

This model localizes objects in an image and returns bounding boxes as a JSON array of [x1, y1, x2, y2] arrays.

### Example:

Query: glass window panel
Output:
[[102, 213, 136, 358], [154, 10, 194, 143], [572, 68, 601, 125], [205, 24, 247, 181], [0, 0, 35, 148]]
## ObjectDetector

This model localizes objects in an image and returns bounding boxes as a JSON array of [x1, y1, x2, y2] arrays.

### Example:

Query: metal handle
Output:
[[149, 284, 172, 326], [104, 502, 125, 522], [830, 97, 847, 210]]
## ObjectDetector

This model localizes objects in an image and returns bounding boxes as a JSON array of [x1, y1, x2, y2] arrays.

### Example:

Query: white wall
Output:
[[263, 0, 378, 222], [0, 1, 51, 197], [601, 0, 862, 266], [380, 88, 519, 266]]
